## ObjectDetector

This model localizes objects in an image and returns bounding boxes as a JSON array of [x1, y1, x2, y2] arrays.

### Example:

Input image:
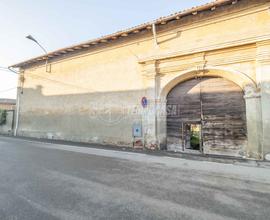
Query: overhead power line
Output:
[[0, 67, 11, 72], [0, 87, 17, 94], [2, 65, 94, 92]]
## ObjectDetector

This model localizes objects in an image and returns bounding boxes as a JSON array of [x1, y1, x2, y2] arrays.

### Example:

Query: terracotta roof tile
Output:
[[10, 0, 236, 68]]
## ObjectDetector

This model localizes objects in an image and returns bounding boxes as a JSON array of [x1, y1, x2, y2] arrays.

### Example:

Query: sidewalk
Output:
[[1, 134, 270, 168]]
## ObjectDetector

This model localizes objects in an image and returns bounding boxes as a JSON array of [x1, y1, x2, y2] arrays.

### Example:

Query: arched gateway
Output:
[[166, 76, 247, 157]]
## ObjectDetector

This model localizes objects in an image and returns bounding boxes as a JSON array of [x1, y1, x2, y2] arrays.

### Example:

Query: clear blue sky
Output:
[[0, 0, 210, 98]]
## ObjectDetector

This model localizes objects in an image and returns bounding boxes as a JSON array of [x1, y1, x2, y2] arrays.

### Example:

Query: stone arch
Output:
[[160, 66, 257, 100], [157, 66, 258, 157]]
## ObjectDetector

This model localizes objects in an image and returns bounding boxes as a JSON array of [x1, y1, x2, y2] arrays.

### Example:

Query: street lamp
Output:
[[26, 35, 50, 72]]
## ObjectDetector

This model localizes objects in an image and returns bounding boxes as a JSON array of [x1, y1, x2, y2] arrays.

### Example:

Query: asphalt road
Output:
[[0, 136, 269, 220]]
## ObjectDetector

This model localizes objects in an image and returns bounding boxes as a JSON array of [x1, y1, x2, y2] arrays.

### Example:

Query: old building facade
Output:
[[0, 99, 16, 111], [11, 0, 270, 160]]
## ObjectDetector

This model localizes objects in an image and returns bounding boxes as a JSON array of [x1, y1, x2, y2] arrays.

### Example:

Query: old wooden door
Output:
[[166, 77, 247, 157]]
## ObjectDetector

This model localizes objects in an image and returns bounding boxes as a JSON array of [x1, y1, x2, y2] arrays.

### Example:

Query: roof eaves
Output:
[[10, 0, 236, 68]]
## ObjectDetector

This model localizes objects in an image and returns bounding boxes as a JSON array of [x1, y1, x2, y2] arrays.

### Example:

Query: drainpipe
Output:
[[154, 74, 158, 148], [154, 62, 160, 149], [152, 24, 159, 148], [14, 86, 20, 137], [152, 23, 158, 47], [8, 67, 21, 137]]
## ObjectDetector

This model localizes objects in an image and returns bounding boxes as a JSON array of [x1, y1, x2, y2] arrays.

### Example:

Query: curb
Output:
[[1, 134, 269, 168]]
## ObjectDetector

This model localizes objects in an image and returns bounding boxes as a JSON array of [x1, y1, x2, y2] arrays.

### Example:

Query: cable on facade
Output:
[[0, 87, 17, 94], [26, 72, 94, 92]]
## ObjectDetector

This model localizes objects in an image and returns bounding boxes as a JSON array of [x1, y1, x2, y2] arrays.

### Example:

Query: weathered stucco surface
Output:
[[16, 0, 270, 159]]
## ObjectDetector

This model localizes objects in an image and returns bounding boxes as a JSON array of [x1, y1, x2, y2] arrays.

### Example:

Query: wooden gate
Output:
[[166, 77, 247, 157]]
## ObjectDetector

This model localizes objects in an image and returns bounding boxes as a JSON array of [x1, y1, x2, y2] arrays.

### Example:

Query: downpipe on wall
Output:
[[152, 23, 160, 149], [8, 67, 21, 137]]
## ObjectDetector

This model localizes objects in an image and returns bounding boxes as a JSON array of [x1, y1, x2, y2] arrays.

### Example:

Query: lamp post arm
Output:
[[28, 37, 50, 72], [35, 41, 48, 56]]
